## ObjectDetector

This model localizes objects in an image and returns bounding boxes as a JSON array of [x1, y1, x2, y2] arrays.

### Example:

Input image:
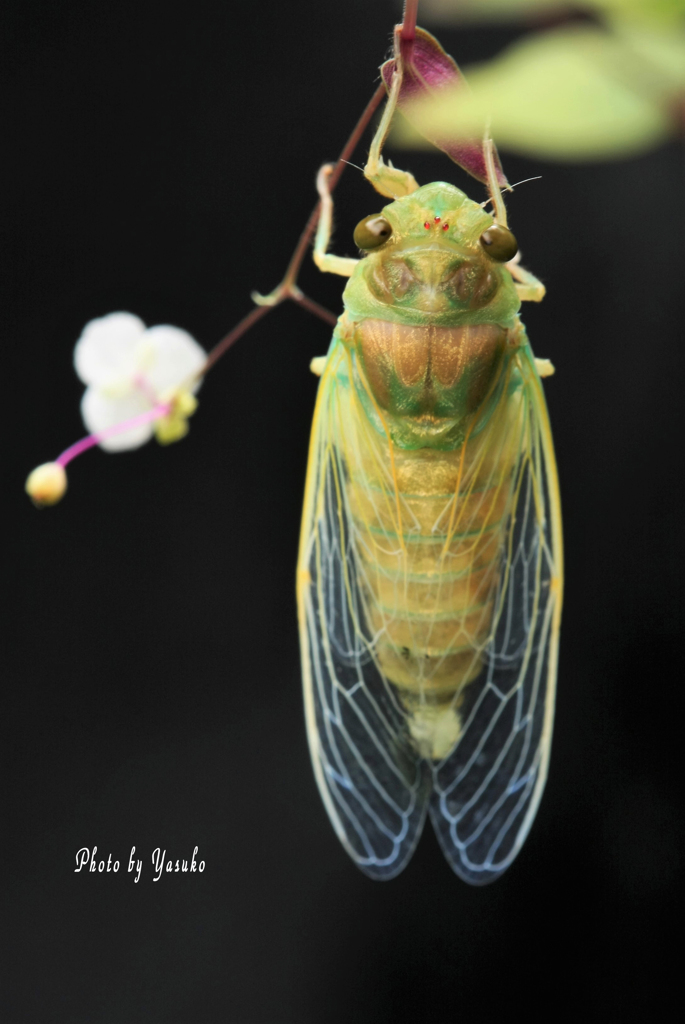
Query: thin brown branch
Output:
[[201, 304, 271, 374], [281, 81, 386, 289], [201, 82, 387, 377], [291, 293, 338, 327], [400, 0, 419, 42], [398, 0, 419, 69]]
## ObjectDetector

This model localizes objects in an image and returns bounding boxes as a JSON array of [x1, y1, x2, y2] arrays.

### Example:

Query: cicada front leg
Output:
[[362, 63, 419, 200], [312, 165, 359, 278]]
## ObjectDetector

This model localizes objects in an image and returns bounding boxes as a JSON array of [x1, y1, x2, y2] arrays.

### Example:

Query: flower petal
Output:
[[143, 325, 207, 395], [74, 312, 146, 388], [80, 388, 154, 452]]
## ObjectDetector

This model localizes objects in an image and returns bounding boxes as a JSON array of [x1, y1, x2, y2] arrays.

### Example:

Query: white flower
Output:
[[74, 312, 206, 451]]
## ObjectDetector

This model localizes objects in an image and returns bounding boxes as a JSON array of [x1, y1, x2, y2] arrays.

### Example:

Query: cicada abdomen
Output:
[[343, 322, 525, 760], [298, 182, 562, 882]]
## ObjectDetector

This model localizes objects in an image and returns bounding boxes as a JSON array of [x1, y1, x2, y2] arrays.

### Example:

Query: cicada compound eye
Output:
[[353, 215, 392, 251], [479, 225, 518, 263]]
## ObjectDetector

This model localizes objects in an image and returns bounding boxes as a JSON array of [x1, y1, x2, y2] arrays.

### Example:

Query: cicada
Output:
[[296, 36, 563, 884], [23, 17, 562, 887]]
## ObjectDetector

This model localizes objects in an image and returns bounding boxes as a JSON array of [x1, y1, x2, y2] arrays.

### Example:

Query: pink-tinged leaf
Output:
[[381, 25, 508, 187]]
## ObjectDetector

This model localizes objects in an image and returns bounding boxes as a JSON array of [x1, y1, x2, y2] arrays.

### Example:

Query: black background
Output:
[[4, 1, 684, 1021]]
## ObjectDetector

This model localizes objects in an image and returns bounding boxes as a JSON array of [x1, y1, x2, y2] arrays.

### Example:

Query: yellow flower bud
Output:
[[25, 462, 67, 507], [153, 388, 199, 446]]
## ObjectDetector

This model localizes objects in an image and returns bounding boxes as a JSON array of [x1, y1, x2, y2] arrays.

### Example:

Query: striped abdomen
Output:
[[340, 317, 522, 757]]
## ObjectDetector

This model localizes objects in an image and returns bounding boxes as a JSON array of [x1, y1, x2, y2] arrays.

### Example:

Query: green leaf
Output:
[[395, 25, 681, 160], [584, 0, 685, 24], [421, 0, 577, 23], [421, 0, 685, 25], [613, 24, 685, 92]]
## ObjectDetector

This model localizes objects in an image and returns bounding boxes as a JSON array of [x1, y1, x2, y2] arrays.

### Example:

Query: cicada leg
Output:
[[312, 164, 359, 277], [363, 63, 419, 200], [508, 259, 546, 302], [481, 136, 546, 304], [534, 357, 555, 377]]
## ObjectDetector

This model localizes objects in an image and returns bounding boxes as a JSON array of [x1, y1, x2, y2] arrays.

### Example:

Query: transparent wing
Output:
[[298, 338, 561, 884], [297, 341, 430, 880], [428, 345, 563, 884]]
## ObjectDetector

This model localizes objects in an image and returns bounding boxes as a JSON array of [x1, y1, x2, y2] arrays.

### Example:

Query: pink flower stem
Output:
[[56, 403, 171, 467]]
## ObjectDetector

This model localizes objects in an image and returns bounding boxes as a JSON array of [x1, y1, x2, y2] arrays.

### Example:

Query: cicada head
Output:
[[345, 182, 520, 328]]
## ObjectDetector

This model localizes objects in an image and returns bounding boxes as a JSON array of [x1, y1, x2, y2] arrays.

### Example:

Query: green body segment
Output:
[[328, 182, 528, 758]]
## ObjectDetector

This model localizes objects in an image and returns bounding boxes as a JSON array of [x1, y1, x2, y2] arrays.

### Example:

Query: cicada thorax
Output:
[[323, 182, 529, 760], [336, 316, 526, 761], [355, 318, 506, 423]]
